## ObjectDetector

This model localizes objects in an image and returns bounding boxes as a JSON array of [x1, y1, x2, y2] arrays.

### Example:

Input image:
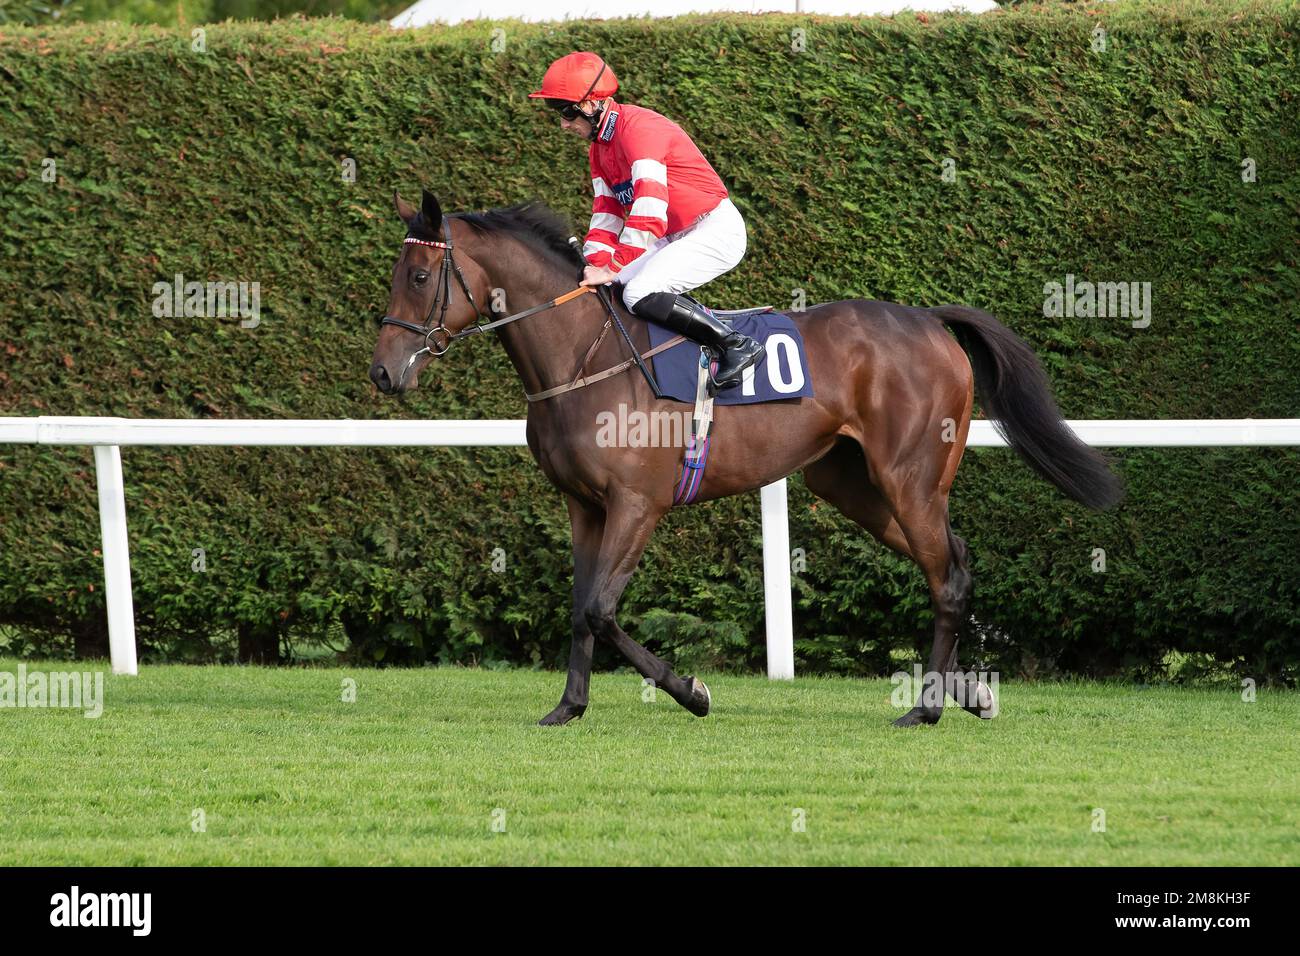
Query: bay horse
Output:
[[369, 191, 1124, 727]]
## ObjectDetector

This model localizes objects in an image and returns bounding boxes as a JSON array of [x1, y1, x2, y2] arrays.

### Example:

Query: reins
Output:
[[380, 216, 673, 400]]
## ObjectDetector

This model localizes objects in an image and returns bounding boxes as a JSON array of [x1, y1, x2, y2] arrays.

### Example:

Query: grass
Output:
[[1, 659, 1297, 865]]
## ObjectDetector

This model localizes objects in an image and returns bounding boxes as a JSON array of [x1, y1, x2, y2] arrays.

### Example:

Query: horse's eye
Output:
[[413, 271, 429, 286]]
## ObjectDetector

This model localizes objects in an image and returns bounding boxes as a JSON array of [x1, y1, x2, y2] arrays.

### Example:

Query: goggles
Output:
[[549, 99, 594, 122]]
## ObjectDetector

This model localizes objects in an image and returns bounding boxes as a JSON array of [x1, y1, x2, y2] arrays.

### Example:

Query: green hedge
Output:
[[1, 3, 1297, 679], [18, 1, 403, 27]]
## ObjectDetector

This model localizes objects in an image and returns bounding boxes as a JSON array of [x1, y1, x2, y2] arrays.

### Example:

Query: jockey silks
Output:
[[581, 100, 730, 275]]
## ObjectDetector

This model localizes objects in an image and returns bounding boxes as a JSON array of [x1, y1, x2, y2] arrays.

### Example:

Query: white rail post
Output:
[[93, 444, 138, 675], [760, 479, 795, 679]]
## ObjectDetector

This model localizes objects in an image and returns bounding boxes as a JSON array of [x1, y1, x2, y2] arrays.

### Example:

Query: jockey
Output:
[[529, 51, 765, 391]]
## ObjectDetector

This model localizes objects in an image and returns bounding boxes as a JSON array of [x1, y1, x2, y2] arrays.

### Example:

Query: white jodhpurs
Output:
[[616, 197, 748, 312]]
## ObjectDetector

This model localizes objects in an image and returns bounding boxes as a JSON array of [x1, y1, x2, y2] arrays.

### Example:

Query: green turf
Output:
[[0, 660, 1296, 865]]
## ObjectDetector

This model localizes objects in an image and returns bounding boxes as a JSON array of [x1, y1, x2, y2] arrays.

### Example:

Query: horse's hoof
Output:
[[538, 703, 586, 726], [683, 676, 711, 717], [960, 682, 997, 719], [892, 706, 940, 728]]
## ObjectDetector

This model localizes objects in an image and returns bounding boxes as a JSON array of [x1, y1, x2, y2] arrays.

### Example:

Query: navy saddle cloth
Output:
[[645, 302, 815, 405]]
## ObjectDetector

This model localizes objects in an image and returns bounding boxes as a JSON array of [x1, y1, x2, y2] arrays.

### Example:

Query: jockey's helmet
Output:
[[529, 52, 619, 118]]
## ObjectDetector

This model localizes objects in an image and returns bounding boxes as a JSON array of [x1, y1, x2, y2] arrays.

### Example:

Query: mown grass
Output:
[[0, 661, 1296, 865]]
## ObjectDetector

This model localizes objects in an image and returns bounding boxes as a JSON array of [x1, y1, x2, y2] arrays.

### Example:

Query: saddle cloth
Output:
[[646, 305, 815, 404]]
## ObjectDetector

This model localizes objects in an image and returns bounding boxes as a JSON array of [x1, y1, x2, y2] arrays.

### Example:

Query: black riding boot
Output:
[[633, 293, 765, 391]]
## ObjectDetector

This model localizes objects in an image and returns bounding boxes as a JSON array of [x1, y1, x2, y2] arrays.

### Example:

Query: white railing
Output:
[[2, 416, 1298, 678]]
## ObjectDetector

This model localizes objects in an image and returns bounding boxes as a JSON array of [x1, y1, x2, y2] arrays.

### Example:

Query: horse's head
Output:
[[369, 190, 490, 394]]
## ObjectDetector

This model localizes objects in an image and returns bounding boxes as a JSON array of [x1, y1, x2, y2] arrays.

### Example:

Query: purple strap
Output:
[[673, 352, 718, 506], [673, 434, 711, 506]]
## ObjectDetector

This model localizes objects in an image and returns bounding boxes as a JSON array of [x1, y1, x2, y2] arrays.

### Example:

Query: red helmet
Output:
[[528, 52, 619, 102]]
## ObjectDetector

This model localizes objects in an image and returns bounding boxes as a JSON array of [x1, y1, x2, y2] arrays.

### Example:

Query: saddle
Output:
[[638, 295, 813, 506]]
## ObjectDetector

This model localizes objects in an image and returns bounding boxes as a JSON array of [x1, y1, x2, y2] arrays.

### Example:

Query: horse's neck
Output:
[[474, 241, 619, 397]]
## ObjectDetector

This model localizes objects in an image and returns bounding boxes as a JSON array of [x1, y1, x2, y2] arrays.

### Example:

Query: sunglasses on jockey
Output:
[[546, 61, 609, 122]]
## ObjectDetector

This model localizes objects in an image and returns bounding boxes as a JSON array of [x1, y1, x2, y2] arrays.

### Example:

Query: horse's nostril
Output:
[[369, 362, 392, 393]]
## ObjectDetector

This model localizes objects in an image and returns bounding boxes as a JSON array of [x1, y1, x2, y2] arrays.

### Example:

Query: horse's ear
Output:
[[394, 191, 418, 225], [420, 189, 442, 224]]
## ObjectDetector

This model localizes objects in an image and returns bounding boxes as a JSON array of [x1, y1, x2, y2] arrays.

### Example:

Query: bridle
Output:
[[379, 214, 668, 400], [380, 213, 596, 390], [379, 215, 488, 387]]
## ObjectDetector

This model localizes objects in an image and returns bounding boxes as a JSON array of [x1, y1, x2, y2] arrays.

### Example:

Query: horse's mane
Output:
[[410, 201, 586, 272]]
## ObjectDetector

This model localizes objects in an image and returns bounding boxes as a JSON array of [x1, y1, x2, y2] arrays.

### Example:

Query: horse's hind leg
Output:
[[938, 530, 994, 720], [803, 438, 909, 555], [873, 476, 988, 725], [802, 438, 989, 725]]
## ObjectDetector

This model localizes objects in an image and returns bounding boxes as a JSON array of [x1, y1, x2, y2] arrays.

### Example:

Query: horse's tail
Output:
[[930, 304, 1124, 511]]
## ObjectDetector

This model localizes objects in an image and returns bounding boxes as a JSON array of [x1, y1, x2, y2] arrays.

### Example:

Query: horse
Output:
[[369, 190, 1124, 727]]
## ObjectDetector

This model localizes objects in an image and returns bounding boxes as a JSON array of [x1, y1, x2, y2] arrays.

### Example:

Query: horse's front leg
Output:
[[539, 495, 604, 726], [581, 489, 711, 717]]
